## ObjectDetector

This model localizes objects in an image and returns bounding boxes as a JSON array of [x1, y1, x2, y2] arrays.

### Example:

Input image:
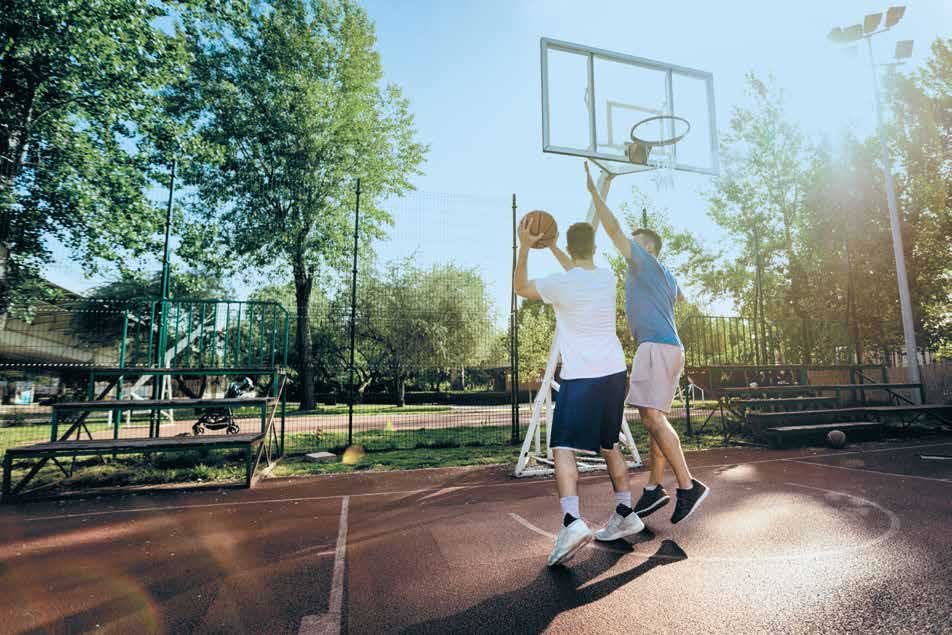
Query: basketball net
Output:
[[649, 145, 676, 191]]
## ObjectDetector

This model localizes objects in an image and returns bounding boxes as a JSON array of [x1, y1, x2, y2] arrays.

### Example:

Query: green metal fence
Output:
[[120, 300, 289, 369]]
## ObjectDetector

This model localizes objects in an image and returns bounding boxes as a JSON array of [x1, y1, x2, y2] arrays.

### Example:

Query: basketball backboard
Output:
[[541, 38, 719, 176]]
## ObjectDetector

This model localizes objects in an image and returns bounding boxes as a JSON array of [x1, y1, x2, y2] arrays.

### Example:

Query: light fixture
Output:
[[864, 13, 883, 33], [827, 27, 844, 43], [843, 24, 864, 42], [895, 40, 914, 59], [884, 6, 905, 28]]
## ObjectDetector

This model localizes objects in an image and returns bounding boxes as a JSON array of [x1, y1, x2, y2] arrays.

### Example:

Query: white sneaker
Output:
[[547, 518, 593, 566], [594, 509, 645, 541]]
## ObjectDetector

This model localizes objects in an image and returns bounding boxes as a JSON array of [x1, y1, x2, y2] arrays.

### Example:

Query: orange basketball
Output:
[[522, 210, 558, 249]]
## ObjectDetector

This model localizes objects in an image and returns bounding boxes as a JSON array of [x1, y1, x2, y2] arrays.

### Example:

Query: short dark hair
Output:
[[633, 228, 662, 254], [566, 222, 595, 260]]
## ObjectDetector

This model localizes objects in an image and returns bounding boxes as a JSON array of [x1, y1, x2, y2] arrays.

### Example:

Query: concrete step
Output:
[[765, 421, 883, 449]]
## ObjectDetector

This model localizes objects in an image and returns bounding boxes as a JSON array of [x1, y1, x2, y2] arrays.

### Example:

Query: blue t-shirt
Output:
[[624, 239, 682, 348]]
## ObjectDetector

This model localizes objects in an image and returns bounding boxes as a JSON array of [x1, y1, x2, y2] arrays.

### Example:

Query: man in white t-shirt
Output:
[[514, 216, 645, 567]]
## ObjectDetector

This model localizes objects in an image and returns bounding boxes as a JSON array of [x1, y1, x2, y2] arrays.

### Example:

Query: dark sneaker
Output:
[[670, 479, 710, 524], [633, 486, 670, 518]]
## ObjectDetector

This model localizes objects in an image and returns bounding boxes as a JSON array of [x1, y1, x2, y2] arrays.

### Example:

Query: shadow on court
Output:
[[404, 540, 687, 634]]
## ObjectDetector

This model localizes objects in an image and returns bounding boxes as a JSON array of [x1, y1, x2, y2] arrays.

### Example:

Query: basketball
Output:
[[522, 210, 558, 249], [826, 430, 846, 449]]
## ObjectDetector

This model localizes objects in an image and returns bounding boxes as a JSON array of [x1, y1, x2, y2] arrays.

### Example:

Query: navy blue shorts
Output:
[[550, 371, 627, 454]]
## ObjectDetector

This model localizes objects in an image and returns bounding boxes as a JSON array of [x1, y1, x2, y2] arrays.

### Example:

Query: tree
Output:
[[886, 38, 952, 353], [171, 0, 426, 409], [514, 299, 555, 384], [0, 0, 203, 318], [72, 270, 230, 345], [356, 260, 497, 405], [701, 74, 814, 322]]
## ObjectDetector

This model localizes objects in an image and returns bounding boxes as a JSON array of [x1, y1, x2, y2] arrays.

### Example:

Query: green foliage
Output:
[[170, 0, 427, 408], [885, 38, 952, 352], [357, 260, 497, 404], [71, 270, 229, 344], [513, 299, 554, 382], [678, 57, 951, 360], [0, 0, 213, 314]]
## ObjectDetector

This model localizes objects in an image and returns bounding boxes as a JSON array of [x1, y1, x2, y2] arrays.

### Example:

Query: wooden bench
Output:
[[745, 407, 869, 431], [864, 405, 952, 427], [766, 421, 883, 448], [734, 396, 839, 413], [3, 433, 265, 501]]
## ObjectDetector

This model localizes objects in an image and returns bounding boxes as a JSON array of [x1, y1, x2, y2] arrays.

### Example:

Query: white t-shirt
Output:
[[534, 267, 627, 380]]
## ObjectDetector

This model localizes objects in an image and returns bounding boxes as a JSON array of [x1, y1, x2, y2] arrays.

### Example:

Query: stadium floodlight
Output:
[[827, 6, 922, 400], [843, 24, 864, 42], [884, 6, 905, 28], [864, 13, 883, 34], [895, 40, 914, 59]]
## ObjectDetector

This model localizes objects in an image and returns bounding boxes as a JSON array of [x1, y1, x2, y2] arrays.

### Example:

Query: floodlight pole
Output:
[[863, 35, 922, 397]]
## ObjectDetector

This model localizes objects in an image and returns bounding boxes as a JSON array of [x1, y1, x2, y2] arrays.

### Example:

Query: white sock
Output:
[[614, 490, 632, 509], [560, 496, 580, 519], [644, 484, 658, 491]]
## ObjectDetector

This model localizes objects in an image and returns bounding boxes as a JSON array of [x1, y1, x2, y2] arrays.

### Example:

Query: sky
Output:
[[44, 0, 951, 324]]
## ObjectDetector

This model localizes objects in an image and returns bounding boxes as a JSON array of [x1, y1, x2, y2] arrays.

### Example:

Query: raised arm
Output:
[[513, 217, 542, 300], [584, 162, 631, 260], [548, 241, 573, 271]]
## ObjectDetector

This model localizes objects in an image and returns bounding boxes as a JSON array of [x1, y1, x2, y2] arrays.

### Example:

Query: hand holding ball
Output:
[[520, 210, 558, 249]]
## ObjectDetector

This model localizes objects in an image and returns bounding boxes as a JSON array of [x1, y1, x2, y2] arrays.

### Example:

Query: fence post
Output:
[[510, 193, 520, 443], [684, 375, 693, 436], [347, 178, 361, 447]]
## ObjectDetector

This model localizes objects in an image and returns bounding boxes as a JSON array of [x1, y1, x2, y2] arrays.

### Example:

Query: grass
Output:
[[273, 445, 523, 476], [293, 404, 452, 416], [0, 422, 52, 457], [2, 408, 731, 492], [6, 448, 248, 493]]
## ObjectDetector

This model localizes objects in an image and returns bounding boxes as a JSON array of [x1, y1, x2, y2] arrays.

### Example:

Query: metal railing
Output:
[[682, 316, 855, 367], [120, 300, 289, 369]]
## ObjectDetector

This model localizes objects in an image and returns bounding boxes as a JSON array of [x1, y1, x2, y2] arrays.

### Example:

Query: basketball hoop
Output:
[[626, 115, 689, 191], [625, 115, 691, 165]]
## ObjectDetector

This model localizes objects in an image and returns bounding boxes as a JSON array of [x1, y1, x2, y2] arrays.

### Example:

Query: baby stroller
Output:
[[192, 377, 255, 435]]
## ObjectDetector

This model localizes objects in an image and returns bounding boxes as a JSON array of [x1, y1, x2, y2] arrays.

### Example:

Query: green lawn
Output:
[[293, 404, 452, 416], [4, 448, 248, 492], [0, 423, 52, 457], [1, 411, 731, 493]]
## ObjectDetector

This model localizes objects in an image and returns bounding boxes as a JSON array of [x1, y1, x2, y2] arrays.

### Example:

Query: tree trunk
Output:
[[395, 376, 406, 407], [293, 267, 316, 411]]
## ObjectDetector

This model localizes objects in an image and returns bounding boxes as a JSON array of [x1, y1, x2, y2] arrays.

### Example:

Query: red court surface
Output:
[[2, 439, 951, 634]]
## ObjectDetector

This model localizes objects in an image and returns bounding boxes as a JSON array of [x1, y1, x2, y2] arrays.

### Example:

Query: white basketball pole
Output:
[[514, 165, 641, 477]]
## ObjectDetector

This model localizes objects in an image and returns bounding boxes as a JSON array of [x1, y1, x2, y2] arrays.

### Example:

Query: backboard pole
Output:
[[586, 169, 613, 230]]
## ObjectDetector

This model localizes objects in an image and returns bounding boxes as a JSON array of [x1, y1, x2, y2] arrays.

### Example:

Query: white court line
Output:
[[299, 496, 349, 635], [789, 460, 952, 484], [510, 481, 901, 562], [15, 441, 952, 523]]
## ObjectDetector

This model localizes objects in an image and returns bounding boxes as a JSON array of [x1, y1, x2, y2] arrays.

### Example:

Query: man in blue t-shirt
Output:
[[584, 162, 709, 525]]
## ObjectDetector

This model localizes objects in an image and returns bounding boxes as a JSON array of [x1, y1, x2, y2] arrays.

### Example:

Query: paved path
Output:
[[2, 440, 951, 633]]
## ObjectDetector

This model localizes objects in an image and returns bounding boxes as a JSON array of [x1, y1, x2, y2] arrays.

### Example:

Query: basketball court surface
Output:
[[2, 439, 950, 633]]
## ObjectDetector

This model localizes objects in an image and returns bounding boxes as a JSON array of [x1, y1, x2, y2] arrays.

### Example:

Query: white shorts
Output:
[[626, 342, 685, 414]]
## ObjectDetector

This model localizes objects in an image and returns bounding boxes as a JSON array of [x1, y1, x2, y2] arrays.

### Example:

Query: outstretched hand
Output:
[[584, 161, 598, 196], [518, 216, 544, 249]]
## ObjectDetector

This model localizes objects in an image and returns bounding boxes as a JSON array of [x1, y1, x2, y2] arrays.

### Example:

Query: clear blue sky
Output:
[[45, 0, 950, 323]]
